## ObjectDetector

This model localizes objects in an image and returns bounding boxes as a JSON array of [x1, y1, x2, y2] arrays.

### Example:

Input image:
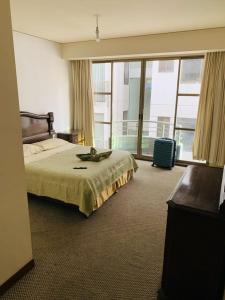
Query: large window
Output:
[[175, 58, 203, 160], [92, 63, 111, 148], [92, 57, 204, 162]]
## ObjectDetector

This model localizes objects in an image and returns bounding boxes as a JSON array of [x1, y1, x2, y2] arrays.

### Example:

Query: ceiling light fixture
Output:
[[95, 15, 100, 42]]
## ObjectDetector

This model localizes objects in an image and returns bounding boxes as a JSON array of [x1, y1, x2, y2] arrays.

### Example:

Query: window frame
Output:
[[92, 55, 204, 165]]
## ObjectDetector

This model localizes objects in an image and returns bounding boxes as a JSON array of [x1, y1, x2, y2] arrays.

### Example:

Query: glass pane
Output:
[[94, 95, 111, 122], [112, 61, 141, 153], [141, 60, 179, 156], [94, 123, 110, 149], [142, 121, 174, 156], [112, 121, 138, 153], [175, 130, 194, 161], [92, 63, 111, 93], [176, 96, 199, 129], [179, 58, 203, 94]]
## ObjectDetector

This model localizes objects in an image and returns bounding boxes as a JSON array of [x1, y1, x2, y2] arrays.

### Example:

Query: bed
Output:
[[21, 111, 138, 216]]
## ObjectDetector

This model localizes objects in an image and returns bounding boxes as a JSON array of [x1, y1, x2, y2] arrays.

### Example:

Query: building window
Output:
[[124, 62, 129, 85], [158, 60, 174, 73], [122, 111, 128, 135], [157, 117, 170, 137], [180, 59, 202, 83]]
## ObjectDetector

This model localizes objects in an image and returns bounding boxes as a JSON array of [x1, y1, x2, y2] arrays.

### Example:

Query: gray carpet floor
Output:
[[1, 160, 184, 300]]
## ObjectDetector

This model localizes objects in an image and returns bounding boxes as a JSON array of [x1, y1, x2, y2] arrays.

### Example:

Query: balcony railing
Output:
[[112, 119, 174, 139], [94, 119, 194, 161]]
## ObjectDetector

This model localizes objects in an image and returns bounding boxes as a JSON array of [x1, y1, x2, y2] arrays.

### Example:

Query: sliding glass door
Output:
[[92, 56, 204, 163], [141, 59, 179, 156], [112, 61, 141, 153]]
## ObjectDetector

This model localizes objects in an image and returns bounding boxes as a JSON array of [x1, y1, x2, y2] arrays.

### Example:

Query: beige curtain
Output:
[[72, 60, 94, 146], [193, 52, 225, 167]]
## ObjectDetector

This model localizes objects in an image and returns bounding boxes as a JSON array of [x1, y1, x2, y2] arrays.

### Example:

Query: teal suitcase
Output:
[[152, 138, 176, 169]]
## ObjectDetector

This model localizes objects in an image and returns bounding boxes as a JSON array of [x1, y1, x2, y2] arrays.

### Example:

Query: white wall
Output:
[[13, 32, 73, 131], [0, 0, 33, 286]]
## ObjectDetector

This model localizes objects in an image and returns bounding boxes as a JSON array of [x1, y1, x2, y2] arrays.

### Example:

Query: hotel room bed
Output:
[[21, 111, 138, 216]]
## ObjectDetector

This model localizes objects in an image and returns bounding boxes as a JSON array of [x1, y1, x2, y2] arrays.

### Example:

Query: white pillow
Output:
[[34, 138, 69, 151], [23, 144, 42, 157]]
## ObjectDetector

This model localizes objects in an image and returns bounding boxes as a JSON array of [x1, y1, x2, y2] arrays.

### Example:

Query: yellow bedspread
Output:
[[25, 145, 138, 216]]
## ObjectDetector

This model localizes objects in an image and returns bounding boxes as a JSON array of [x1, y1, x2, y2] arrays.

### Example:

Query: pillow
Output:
[[34, 138, 69, 151], [23, 144, 43, 157]]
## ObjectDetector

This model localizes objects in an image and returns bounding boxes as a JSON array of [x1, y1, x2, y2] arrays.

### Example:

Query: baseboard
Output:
[[0, 259, 34, 296]]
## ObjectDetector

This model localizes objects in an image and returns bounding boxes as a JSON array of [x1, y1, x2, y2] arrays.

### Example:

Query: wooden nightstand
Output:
[[57, 130, 84, 145]]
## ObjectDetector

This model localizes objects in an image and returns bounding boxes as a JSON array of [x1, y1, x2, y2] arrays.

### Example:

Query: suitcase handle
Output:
[[172, 140, 176, 167]]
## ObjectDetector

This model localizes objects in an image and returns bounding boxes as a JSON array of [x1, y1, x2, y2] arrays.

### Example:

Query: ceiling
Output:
[[10, 0, 225, 43]]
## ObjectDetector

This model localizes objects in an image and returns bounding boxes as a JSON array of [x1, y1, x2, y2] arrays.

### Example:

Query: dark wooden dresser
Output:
[[158, 165, 225, 300]]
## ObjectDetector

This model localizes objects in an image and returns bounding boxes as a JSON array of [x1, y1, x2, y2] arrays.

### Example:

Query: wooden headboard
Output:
[[20, 111, 55, 143]]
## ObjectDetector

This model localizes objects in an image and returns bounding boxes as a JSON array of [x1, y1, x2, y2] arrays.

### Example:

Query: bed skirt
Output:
[[94, 169, 134, 211]]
